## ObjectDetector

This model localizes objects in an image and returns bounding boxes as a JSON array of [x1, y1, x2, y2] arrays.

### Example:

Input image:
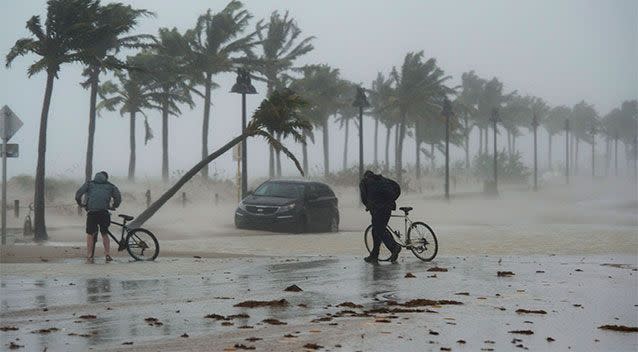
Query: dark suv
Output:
[[234, 180, 339, 233]]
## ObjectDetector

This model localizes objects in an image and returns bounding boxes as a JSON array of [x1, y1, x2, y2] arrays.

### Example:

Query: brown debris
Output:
[[181, 333, 189, 338], [427, 267, 448, 272], [234, 344, 255, 350], [516, 309, 547, 315], [598, 325, 638, 332], [457, 340, 466, 344], [262, 318, 286, 325], [122, 342, 133, 345], [404, 272, 416, 278], [79, 315, 96, 319], [245, 337, 262, 342], [0, 326, 18, 331], [8, 342, 24, 349], [429, 330, 439, 335], [311, 317, 333, 323], [284, 285, 303, 292], [303, 343, 323, 350], [546, 337, 555, 342], [205, 313, 250, 321], [441, 348, 451, 351], [497, 271, 515, 277], [337, 302, 363, 309], [221, 322, 234, 326], [234, 299, 288, 308], [509, 330, 534, 335], [375, 319, 391, 323], [391, 299, 463, 307], [455, 292, 470, 296], [31, 327, 59, 334], [283, 334, 297, 338]]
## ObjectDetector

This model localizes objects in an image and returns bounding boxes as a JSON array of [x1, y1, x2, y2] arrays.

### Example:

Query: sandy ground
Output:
[[0, 176, 637, 351]]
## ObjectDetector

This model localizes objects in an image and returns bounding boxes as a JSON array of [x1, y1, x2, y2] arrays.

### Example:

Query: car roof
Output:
[[266, 179, 331, 187]]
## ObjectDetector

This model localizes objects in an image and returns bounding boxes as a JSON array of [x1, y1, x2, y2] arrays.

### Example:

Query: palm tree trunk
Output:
[[302, 131, 308, 177], [84, 69, 99, 183], [276, 133, 282, 177], [464, 114, 470, 172], [396, 118, 406, 184], [384, 125, 391, 172], [575, 137, 579, 174], [128, 111, 136, 181], [485, 127, 489, 155], [478, 127, 483, 155], [33, 71, 55, 241], [373, 118, 379, 168], [322, 119, 330, 177], [507, 130, 511, 156], [269, 146, 275, 178], [430, 143, 435, 172], [343, 119, 349, 171], [201, 72, 212, 180], [415, 119, 421, 180], [547, 132, 553, 171], [162, 95, 169, 182], [605, 137, 610, 176], [512, 135, 517, 154], [130, 134, 246, 228]]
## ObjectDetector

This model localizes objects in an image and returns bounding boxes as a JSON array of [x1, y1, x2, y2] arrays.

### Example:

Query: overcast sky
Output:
[[1, 0, 636, 182]]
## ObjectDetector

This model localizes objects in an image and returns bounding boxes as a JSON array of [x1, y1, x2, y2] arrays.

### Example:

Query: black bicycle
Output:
[[364, 206, 438, 262], [90, 212, 159, 261]]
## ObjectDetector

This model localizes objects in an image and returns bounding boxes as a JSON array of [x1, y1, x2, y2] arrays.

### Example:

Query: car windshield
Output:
[[253, 182, 304, 198]]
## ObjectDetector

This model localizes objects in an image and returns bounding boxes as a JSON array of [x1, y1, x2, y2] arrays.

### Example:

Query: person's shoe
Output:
[[363, 256, 379, 265], [389, 247, 402, 263], [105, 255, 113, 262], [85, 257, 94, 264]]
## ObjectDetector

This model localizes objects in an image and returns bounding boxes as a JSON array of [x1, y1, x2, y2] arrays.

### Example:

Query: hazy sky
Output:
[[1, 0, 636, 182]]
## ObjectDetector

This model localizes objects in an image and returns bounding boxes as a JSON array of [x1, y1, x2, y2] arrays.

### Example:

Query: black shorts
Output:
[[86, 211, 110, 235]]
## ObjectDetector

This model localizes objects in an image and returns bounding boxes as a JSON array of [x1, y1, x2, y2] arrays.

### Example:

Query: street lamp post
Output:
[[565, 118, 570, 185], [442, 98, 453, 200], [353, 86, 369, 183], [230, 68, 257, 198], [532, 112, 539, 191], [489, 108, 500, 195]]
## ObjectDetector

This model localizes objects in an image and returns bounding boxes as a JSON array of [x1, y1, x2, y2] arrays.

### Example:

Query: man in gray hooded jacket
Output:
[[75, 171, 121, 263]]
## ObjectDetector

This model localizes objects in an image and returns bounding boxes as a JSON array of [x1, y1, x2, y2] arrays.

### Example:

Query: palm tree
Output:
[[477, 77, 515, 156], [335, 80, 358, 171], [79, 2, 153, 183], [97, 57, 156, 181], [6, 0, 102, 241], [291, 65, 342, 177], [249, 11, 314, 177], [183, 1, 259, 179], [386, 52, 453, 186], [456, 71, 483, 172], [368, 72, 394, 169], [128, 89, 310, 228], [141, 28, 194, 182], [570, 101, 598, 174], [544, 105, 571, 170]]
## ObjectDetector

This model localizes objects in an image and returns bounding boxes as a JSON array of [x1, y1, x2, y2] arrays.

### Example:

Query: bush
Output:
[[472, 151, 530, 183]]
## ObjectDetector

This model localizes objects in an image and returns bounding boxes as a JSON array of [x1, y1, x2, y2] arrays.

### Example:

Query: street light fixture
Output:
[[230, 68, 257, 198], [352, 86, 369, 183], [532, 112, 539, 191], [489, 108, 500, 195], [441, 98, 453, 200]]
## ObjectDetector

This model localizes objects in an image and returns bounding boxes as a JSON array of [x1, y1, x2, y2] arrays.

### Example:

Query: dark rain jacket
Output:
[[75, 173, 121, 212], [359, 173, 399, 211]]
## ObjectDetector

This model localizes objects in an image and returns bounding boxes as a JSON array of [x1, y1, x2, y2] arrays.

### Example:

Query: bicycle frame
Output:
[[388, 213, 415, 247]]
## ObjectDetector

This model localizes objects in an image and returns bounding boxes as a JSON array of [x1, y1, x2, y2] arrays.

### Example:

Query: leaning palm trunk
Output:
[[161, 96, 169, 182], [276, 133, 282, 177], [343, 119, 349, 171], [201, 73, 212, 180], [130, 134, 246, 228], [33, 71, 56, 241], [302, 131, 308, 176], [84, 69, 99, 183], [128, 111, 136, 181], [396, 113, 407, 186]]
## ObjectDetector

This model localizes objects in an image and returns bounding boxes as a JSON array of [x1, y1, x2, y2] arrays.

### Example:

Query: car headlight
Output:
[[238, 200, 247, 211], [277, 203, 296, 213]]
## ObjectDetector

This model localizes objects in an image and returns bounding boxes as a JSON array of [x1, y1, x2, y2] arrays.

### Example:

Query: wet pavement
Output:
[[1, 254, 637, 351]]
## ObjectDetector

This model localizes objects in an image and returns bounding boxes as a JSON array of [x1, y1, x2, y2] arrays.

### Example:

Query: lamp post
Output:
[[532, 112, 539, 191], [353, 86, 369, 183], [565, 118, 570, 185], [489, 108, 500, 195], [590, 125, 596, 179], [442, 98, 453, 200], [230, 68, 257, 198]]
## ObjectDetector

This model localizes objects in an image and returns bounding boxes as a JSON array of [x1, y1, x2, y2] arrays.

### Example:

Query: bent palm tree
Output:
[[6, 0, 101, 241], [128, 89, 310, 228]]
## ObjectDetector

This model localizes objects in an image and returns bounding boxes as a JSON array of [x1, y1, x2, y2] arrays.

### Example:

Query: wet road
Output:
[[1, 254, 637, 351]]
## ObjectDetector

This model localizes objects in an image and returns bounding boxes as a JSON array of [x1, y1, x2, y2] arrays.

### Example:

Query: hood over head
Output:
[[93, 172, 108, 183]]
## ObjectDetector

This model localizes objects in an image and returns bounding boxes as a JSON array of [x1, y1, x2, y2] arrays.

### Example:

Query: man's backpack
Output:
[[379, 176, 401, 202]]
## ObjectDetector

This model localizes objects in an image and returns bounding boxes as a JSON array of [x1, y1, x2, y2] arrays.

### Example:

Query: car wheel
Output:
[[329, 214, 339, 233]]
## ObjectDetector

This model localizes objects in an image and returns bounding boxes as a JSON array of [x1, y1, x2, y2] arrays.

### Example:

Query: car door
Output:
[[303, 184, 321, 227]]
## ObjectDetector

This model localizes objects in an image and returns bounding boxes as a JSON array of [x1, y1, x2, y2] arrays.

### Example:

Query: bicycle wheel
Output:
[[126, 228, 159, 261], [364, 225, 393, 262], [407, 221, 438, 261]]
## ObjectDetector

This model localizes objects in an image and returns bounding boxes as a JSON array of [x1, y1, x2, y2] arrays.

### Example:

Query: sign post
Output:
[[1, 105, 23, 245]]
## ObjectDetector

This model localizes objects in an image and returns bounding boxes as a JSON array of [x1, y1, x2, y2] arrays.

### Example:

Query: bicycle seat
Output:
[[119, 214, 134, 221], [399, 207, 413, 214]]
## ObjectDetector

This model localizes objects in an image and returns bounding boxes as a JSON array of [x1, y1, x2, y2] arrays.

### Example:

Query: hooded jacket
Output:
[[75, 172, 122, 212], [359, 172, 399, 211]]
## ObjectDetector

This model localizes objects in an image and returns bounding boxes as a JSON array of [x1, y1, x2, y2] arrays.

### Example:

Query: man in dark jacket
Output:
[[360, 170, 401, 264], [75, 171, 121, 263]]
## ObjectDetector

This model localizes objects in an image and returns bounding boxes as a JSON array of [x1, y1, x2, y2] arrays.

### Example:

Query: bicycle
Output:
[[364, 206, 438, 262], [88, 210, 160, 261]]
